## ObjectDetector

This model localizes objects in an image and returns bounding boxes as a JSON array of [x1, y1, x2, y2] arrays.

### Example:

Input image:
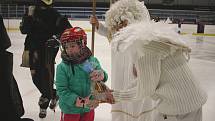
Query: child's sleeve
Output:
[[93, 57, 108, 82], [55, 64, 79, 106]]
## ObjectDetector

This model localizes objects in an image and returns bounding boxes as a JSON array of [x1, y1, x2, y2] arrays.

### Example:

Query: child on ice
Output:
[[55, 27, 108, 121]]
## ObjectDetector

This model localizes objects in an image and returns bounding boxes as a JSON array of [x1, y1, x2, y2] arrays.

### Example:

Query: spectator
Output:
[[19, 0, 72, 118], [0, 14, 34, 121]]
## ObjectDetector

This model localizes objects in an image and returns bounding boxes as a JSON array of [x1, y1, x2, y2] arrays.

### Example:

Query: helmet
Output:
[[60, 27, 87, 48], [41, 0, 53, 5]]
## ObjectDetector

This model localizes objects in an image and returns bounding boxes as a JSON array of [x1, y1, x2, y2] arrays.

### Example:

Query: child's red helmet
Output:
[[60, 27, 87, 48]]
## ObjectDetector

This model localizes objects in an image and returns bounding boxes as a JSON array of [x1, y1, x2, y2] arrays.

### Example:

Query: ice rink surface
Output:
[[6, 21, 215, 121]]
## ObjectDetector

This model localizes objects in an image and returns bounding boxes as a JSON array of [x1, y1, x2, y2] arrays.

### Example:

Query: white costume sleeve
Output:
[[96, 22, 108, 37], [113, 51, 161, 102]]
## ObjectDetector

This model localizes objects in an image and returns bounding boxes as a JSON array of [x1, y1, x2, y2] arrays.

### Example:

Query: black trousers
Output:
[[29, 47, 58, 109], [0, 51, 25, 121]]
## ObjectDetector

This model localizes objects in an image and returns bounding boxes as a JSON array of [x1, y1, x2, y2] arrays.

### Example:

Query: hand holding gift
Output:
[[90, 70, 104, 82]]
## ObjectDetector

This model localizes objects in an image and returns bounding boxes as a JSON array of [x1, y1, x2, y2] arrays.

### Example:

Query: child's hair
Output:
[[60, 27, 87, 48]]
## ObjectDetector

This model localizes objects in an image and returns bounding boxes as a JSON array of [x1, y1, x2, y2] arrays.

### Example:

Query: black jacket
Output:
[[0, 15, 11, 51], [20, 6, 72, 50], [0, 15, 25, 121]]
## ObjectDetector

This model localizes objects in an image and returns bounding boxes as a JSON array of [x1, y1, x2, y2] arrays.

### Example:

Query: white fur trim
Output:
[[105, 0, 150, 31], [111, 21, 190, 55]]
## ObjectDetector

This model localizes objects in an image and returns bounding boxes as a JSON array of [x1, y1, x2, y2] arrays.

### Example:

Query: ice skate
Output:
[[38, 96, 49, 106], [39, 108, 47, 118], [49, 96, 59, 111], [38, 97, 49, 118]]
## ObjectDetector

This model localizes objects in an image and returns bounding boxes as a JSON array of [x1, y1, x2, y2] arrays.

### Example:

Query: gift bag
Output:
[[20, 50, 30, 68], [82, 60, 114, 104], [93, 81, 114, 104]]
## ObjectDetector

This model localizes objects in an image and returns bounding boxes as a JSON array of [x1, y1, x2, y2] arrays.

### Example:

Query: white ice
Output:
[[6, 21, 215, 121]]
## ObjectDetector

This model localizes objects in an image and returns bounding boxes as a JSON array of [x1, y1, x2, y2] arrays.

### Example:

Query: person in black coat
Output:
[[19, 0, 72, 118], [0, 15, 34, 121]]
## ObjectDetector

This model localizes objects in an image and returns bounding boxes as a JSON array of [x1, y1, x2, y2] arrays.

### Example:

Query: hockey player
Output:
[[56, 27, 109, 121]]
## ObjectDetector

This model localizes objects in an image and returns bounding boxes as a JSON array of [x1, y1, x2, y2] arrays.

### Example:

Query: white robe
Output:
[[97, 22, 155, 121], [111, 21, 207, 121]]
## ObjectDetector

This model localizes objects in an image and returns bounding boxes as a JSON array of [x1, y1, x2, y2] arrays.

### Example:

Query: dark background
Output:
[[0, 0, 214, 10]]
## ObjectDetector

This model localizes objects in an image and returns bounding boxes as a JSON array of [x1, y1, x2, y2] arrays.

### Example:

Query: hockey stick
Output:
[[110, 0, 117, 6], [91, 0, 96, 56]]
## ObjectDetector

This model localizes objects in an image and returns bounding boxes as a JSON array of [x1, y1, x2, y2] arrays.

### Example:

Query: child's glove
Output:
[[75, 97, 84, 108], [83, 96, 90, 106], [46, 35, 60, 48], [76, 96, 93, 108], [90, 70, 104, 82]]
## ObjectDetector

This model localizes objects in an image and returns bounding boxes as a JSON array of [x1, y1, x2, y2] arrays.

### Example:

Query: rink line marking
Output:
[[180, 32, 187, 35], [192, 33, 215, 36], [180, 33, 215, 36], [6, 28, 215, 36]]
